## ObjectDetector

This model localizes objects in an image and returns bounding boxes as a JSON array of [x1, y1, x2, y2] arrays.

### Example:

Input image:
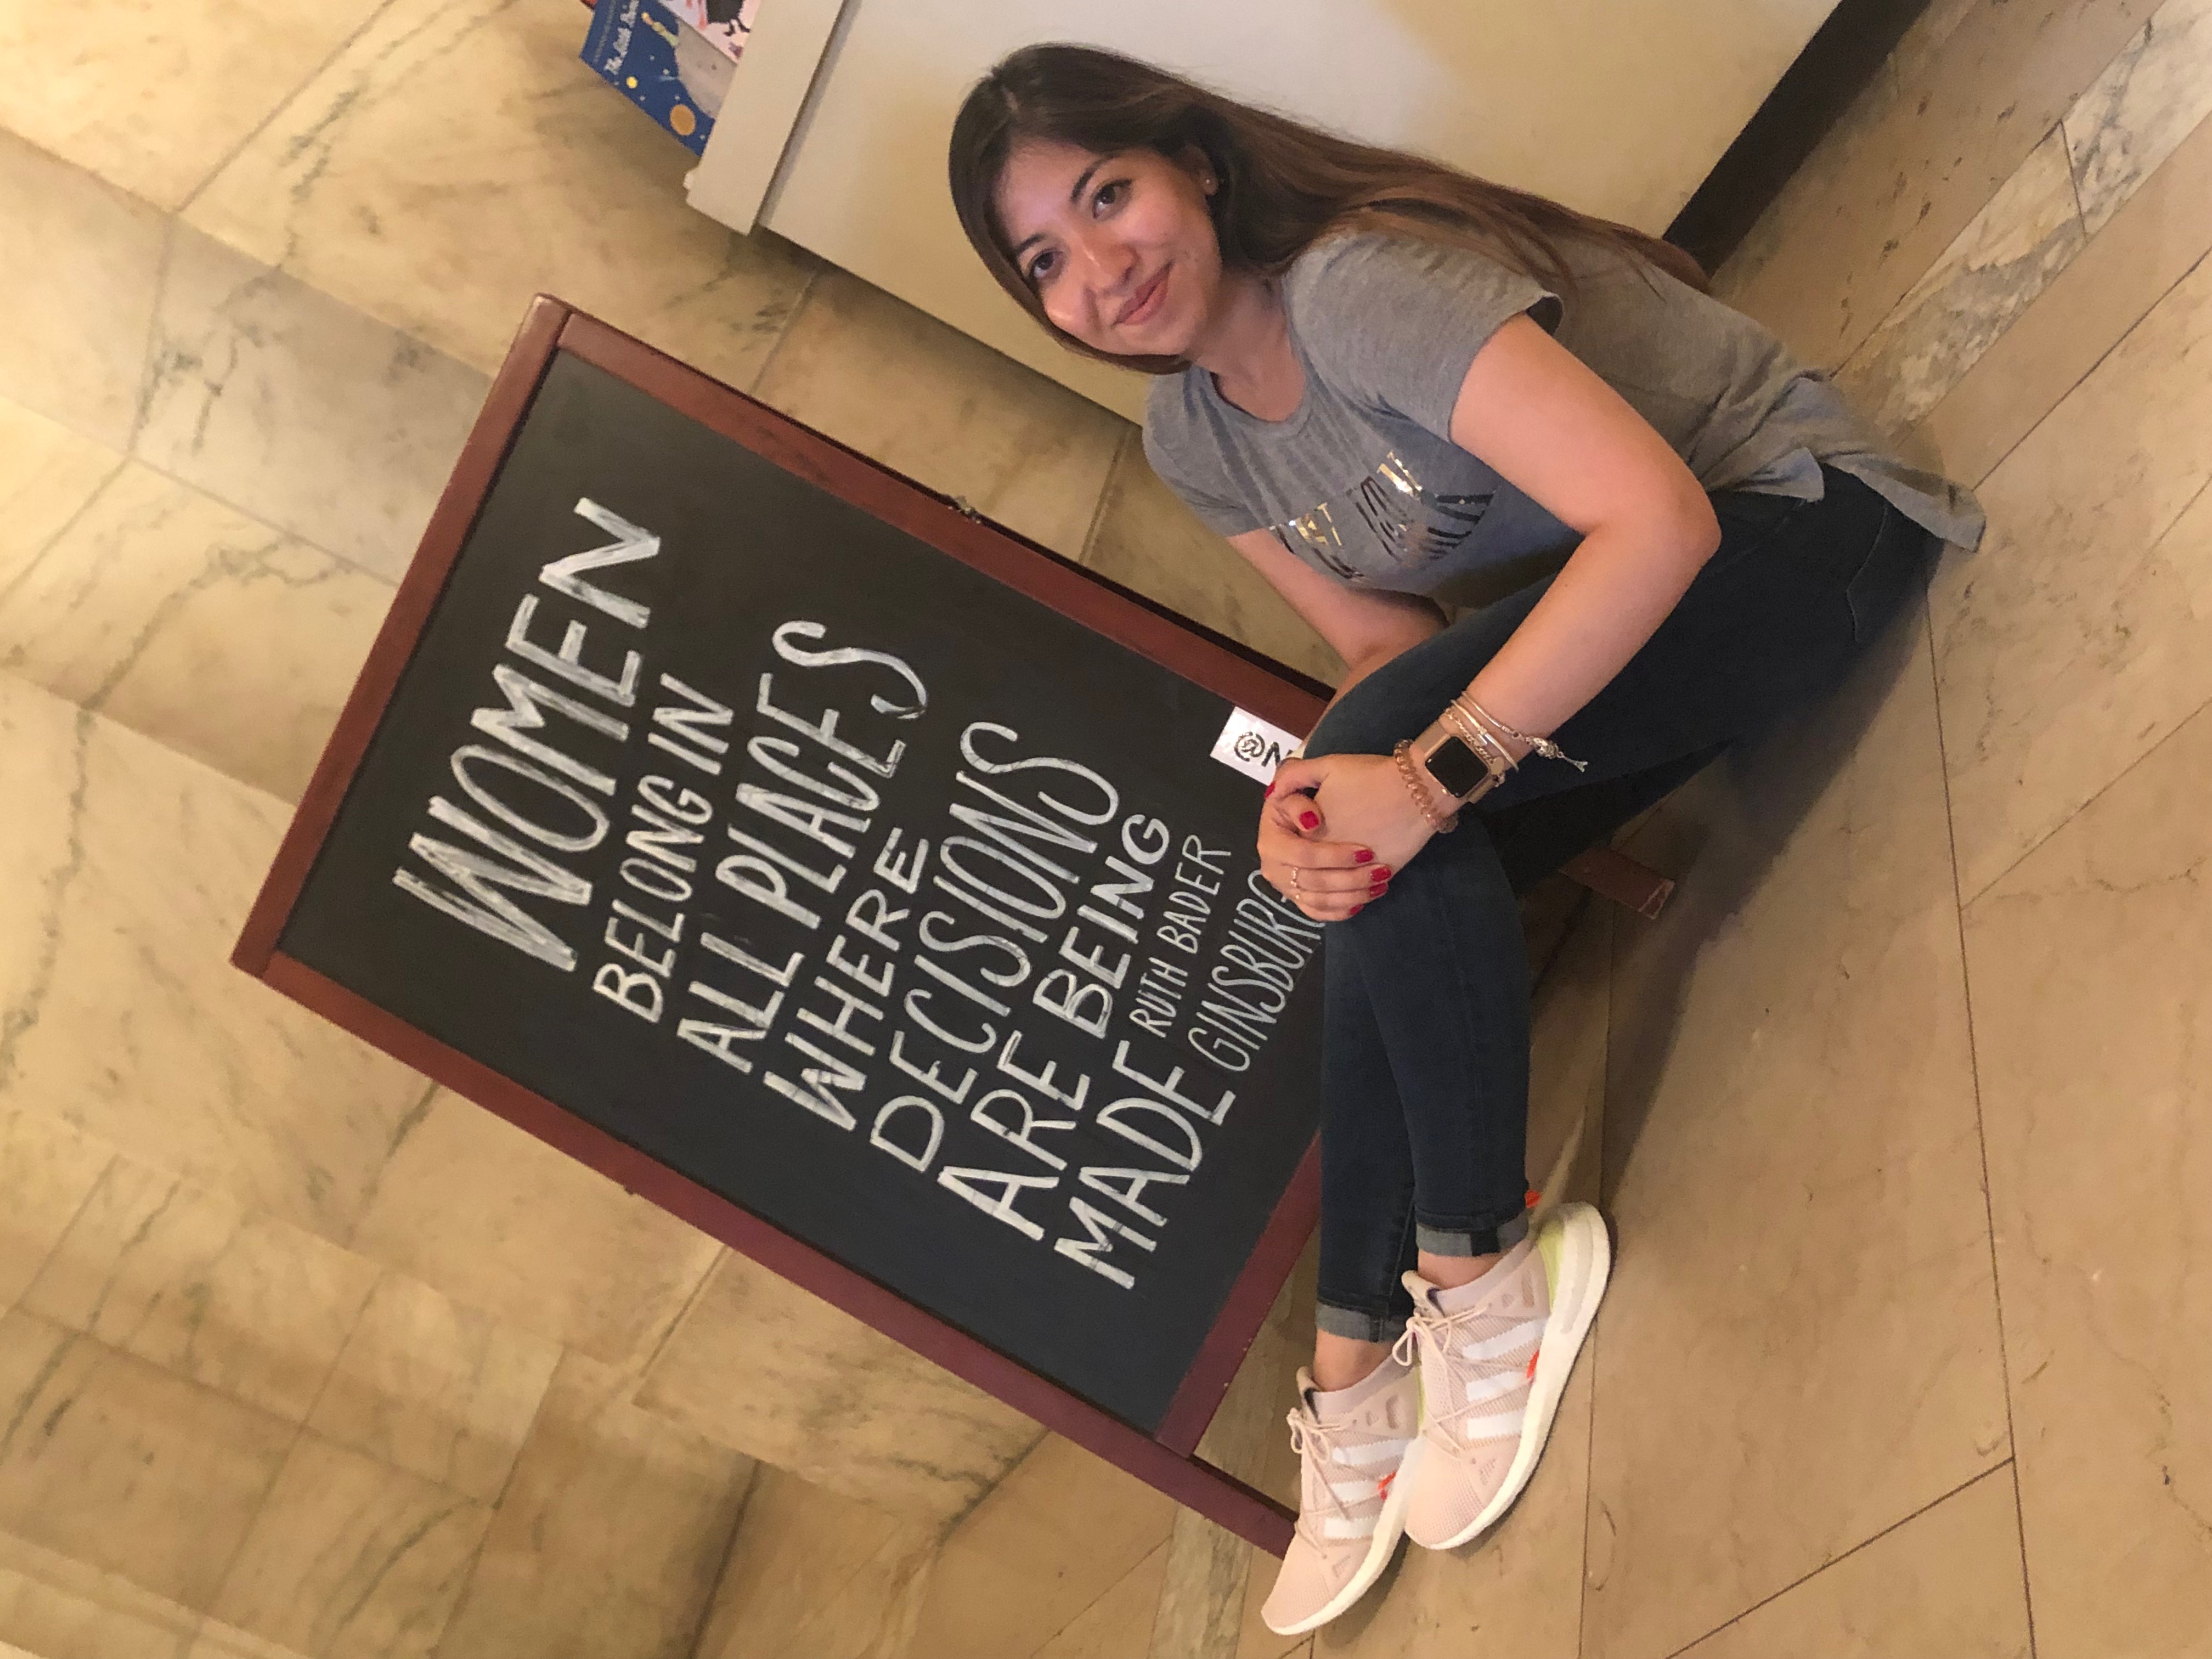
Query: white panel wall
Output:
[[707, 0, 1834, 420]]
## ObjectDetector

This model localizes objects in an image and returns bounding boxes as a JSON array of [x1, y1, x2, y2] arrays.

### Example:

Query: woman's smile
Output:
[[1115, 263, 1171, 329]]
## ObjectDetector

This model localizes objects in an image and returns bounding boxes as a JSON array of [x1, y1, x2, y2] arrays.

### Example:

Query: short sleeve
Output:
[[1288, 233, 1563, 437], [1140, 398, 1265, 536]]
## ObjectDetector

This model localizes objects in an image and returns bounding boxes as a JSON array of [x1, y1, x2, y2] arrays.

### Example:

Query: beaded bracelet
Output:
[[1391, 741, 1460, 833]]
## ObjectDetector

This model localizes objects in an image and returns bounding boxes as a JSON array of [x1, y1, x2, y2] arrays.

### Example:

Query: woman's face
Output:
[[992, 139, 1223, 360]]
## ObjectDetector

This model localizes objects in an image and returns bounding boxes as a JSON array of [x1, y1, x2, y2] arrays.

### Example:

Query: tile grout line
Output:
[[1959, 238, 2212, 494], [125, 215, 179, 457], [191, 1241, 398, 1654], [1651, 1462, 2018, 1659], [171, 0, 405, 221], [1953, 469, 2212, 912], [1076, 425, 1135, 569], [1921, 586, 2040, 1657], [1023, 1536, 1168, 1658], [676, 1459, 758, 1659], [740, 267, 825, 398]]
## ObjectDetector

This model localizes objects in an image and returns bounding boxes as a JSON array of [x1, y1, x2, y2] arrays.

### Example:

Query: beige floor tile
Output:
[[181, 0, 815, 388], [0, 1311, 294, 1611], [432, 1348, 753, 1659], [1835, 128, 2085, 438], [0, 1525, 205, 1659], [1929, 250, 2212, 902], [0, 398, 122, 574], [1148, 1505, 1256, 1659], [210, 1432, 490, 1659], [1672, 1466, 2029, 1657], [752, 272, 1128, 558], [0, 675, 428, 1240], [1084, 445, 1342, 687], [1918, 104, 2212, 488], [1961, 699, 2212, 1659], [1311, 1356, 1592, 1659], [0, 131, 167, 450], [693, 1466, 935, 1659], [1714, 0, 2153, 370], [1583, 616, 2008, 1659], [343, 1092, 718, 1370], [634, 1250, 1039, 1525], [0, 0, 387, 212], [0, 1110, 111, 1309], [306, 1272, 561, 1503], [906, 1436, 1177, 1659], [20, 1154, 379, 1423], [137, 229, 488, 583], [2065, 0, 2212, 234], [0, 462, 392, 801], [184, 1622, 309, 1659], [1040, 1543, 1167, 1659]]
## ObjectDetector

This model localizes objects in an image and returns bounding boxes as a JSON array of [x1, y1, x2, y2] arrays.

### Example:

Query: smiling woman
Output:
[[949, 42, 1984, 1638]]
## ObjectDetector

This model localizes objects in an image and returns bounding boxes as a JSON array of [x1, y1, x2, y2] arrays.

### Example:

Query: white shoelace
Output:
[[1392, 1295, 1539, 1455], [1284, 1407, 1374, 1547]]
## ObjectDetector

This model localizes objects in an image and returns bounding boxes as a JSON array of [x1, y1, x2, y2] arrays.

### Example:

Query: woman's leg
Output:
[[1300, 467, 1938, 1343]]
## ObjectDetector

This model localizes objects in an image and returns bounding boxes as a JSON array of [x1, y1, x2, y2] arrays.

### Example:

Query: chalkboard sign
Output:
[[235, 299, 1331, 1551]]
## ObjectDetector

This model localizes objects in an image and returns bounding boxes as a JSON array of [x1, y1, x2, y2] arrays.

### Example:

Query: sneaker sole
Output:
[[1417, 1201, 1611, 1551], [1264, 1436, 1425, 1636]]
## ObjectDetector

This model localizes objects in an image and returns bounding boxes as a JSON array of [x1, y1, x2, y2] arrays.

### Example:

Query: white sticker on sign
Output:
[[1210, 707, 1303, 785]]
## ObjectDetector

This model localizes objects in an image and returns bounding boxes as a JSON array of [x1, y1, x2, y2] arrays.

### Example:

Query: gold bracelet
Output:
[[1392, 741, 1460, 833], [1454, 693, 1589, 772]]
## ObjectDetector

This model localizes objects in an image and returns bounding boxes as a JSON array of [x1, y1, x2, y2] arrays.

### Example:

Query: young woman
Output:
[[949, 44, 1982, 1634]]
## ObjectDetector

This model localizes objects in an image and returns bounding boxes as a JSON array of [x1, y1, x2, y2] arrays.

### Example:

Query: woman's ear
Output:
[[1175, 143, 1217, 196]]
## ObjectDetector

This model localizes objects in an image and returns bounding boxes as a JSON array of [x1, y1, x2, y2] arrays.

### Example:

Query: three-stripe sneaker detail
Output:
[[1259, 1362, 1424, 1635], [1396, 1202, 1611, 1551]]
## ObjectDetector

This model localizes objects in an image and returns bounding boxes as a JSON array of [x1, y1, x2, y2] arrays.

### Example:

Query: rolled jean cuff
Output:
[[1415, 1207, 1530, 1259], [1315, 1301, 1407, 1344]]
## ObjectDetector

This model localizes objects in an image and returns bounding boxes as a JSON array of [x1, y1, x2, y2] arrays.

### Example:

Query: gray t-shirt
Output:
[[1143, 231, 1984, 612]]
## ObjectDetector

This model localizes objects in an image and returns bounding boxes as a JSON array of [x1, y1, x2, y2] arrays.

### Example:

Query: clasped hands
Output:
[[1258, 752, 1449, 923]]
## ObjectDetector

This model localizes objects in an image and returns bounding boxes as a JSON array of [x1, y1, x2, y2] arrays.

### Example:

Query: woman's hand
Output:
[[1259, 754, 1438, 922]]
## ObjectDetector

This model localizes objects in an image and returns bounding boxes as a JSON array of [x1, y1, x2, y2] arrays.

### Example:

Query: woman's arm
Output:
[[1249, 311, 1724, 919], [1436, 312, 1720, 762], [1223, 527, 1445, 706]]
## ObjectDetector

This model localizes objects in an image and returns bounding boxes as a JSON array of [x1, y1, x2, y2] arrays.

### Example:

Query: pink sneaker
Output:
[[1395, 1201, 1610, 1550], [1259, 1362, 1424, 1635]]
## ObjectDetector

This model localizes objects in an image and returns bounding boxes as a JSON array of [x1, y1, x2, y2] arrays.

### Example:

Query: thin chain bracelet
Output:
[[1456, 693, 1589, 772], [1392, 741, 1460, 833]]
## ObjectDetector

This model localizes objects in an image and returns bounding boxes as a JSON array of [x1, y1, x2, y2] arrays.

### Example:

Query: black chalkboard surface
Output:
[[238, 302, 1328, 1544]]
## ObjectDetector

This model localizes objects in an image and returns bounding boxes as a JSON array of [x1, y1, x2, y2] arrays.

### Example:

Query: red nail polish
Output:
[[1373, 866, 1392, 879], [1263, 782, 1274, 797], [1300, 811, 1320, 831], [1351, 903, 1365, 915], [1354, 848, 1374, 864]]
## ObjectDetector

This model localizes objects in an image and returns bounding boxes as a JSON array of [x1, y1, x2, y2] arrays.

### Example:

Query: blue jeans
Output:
[[1304, 466, 1938, 1341]]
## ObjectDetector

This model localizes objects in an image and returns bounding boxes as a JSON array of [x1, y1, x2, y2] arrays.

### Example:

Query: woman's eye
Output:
[[1026, 250, 1058, 286], [1093, 180, 1126, 213]]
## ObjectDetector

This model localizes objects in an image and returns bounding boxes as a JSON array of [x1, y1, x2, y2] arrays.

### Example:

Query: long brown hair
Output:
[[949, 43, 1708, 375]]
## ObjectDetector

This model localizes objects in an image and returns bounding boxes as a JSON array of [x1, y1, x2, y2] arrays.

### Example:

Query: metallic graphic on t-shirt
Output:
[[1270, 449, 1494, 582]]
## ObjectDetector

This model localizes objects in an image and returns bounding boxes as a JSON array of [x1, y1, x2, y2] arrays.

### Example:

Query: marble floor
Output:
[[0, 0, 2206, 1656]]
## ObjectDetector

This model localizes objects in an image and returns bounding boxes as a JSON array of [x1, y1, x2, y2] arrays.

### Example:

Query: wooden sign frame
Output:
[[233, 296, 1332, 1554]]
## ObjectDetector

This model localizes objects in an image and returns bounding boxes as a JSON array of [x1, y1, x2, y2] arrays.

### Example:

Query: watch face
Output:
[[1424, 735, 1489, 798]]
